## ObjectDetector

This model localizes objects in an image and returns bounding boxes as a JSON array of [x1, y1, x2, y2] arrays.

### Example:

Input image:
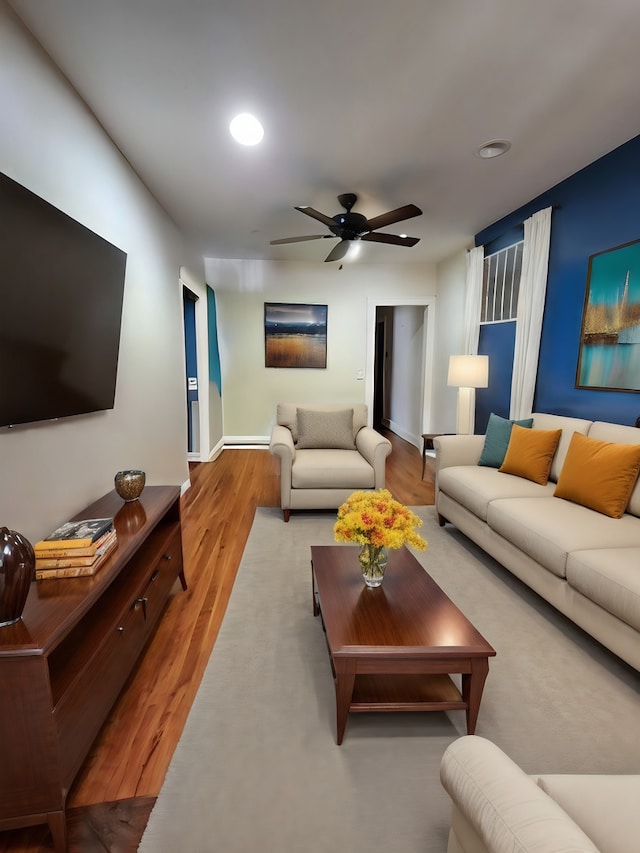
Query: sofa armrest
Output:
[[269, 423, 295, 460], [269, 425, 294, 507], [355, 427, 392, 487], [440, 736, 599, 853], [434, 434, 485, 472]]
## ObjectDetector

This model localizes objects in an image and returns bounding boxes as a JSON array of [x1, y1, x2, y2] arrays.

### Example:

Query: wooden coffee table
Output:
[[310, 545, 496, 744]]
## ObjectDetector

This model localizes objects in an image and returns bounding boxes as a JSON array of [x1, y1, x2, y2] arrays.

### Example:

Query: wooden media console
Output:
[[0, 485, 186, 852]]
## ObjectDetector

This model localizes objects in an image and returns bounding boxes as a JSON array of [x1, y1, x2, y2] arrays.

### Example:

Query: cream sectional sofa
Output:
[[440, 735, 640, 853], [434, 414, 640, 672]]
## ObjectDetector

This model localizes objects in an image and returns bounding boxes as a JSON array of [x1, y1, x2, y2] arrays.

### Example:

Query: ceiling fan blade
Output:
[[270, 235, 326, 245], [294, 205, 336, 228], [366, 204, 422, 231], [361, 232, 420, 247], [324, 240, 351, 263]]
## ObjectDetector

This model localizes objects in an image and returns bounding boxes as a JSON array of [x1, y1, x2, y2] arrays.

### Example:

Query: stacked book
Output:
[[34, 517, 118, 580]]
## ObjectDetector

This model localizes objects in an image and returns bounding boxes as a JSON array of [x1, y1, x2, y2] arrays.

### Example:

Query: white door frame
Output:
[[365, 296, 436, 436], [179, 269, 211, 463]]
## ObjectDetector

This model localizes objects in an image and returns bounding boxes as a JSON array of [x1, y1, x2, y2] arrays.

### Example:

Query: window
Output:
[[481, 241, 523, 323]]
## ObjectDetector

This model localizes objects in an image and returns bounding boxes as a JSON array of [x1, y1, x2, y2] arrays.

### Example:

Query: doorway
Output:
[[182, 287, 199, 455], [373, 314, 387, 430], [366, 297, 436, 448]]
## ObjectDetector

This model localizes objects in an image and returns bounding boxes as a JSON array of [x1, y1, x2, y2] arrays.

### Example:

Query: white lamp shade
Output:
[[447, 354, 489, 388]]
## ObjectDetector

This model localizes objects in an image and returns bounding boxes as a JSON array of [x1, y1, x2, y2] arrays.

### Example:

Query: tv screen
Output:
[[0, 172, 127, 428]]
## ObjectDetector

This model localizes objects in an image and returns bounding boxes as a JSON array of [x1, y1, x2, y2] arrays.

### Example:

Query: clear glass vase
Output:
[[358, 544, 388, 588]]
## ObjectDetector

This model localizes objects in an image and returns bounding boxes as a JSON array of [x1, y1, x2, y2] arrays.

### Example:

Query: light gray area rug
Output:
[[139, 507, 640, 853]]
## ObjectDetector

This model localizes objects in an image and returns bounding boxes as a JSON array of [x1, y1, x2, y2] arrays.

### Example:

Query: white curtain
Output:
[[464, 245, 484, 355], [510, 206, 553, 419], [458, 245, 484, 434]]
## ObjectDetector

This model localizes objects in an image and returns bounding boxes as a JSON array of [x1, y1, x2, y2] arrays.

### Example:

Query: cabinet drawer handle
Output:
[[116, 626, 125, 633], [132, 596, 148, 619], [150, 568, 160, 583], [162, 553, 172, 561]]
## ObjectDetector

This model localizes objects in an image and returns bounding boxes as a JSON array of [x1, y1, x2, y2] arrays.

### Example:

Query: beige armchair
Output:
[[269, 403, 392, 521]]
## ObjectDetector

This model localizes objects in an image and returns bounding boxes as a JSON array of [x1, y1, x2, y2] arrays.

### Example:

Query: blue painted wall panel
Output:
[[207, 286, 222, 394], [476, 322, 516, 433], [476, 134, 640, 427]]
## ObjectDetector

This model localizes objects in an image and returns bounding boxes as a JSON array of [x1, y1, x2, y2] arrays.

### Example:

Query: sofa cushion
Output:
[[532, 413, 593, 482], [478, 413, 534, 468], [487, 496, 640, 578], [296, 407, 355, 449], [292, 449, 375, 489], [588, 421, 640, 518], [566, 548, 640, 632], [554, 432, 640, 518], [439, 466, 554, 522], [536, 774, 640, 853], [276, 402, 368, 443], [499, 425, 562, 485]]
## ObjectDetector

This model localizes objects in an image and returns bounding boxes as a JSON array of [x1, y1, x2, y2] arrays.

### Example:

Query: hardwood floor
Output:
[[1, 430, 435, 852]]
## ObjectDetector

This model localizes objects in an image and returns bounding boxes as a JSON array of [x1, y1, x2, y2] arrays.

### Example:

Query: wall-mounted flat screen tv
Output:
[[0, 172, 127, 428]]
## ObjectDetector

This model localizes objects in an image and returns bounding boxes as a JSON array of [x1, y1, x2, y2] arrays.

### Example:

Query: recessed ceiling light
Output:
[[229, 113, 264, 146], [476, 139, 511, 159]]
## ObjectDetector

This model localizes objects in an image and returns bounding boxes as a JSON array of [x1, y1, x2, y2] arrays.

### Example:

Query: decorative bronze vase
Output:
[[0, 527, 35, 627], [358, 544, 388, 588], [114, 469, 146, 502]]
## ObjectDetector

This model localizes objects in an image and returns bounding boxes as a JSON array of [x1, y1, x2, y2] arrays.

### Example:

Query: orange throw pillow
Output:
[[554, 432, 640, 518], [499, 425, 562, 485]]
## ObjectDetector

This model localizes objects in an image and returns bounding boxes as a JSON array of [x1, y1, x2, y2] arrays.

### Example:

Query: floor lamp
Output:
[[448, 355, 489, 434]]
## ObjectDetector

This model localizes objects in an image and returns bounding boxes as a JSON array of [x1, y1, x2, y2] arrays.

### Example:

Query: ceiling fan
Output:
[[270, 193, 422, 262]]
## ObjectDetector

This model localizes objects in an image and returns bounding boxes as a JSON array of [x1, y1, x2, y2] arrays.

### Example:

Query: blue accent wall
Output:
[[207, 286, 222, 394], [183, 292, 198, 453], [183, 296, 198, 392], [476, 134, 640, 427], [476, 321, 516, 433]]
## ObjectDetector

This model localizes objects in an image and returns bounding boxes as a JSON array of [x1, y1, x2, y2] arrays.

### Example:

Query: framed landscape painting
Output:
[[264, 302, 327, 368], [576, 238, 640, 392]]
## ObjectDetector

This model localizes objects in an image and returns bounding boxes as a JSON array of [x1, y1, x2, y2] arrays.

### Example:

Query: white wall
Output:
[[433, 248, 468, 433], [0, 7, 192, 542], [388, 305, 425, 447], [205, 257, 437, 439]]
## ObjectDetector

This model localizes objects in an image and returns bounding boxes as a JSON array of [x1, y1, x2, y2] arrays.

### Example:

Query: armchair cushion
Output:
[[276, 402, 368, 442], [292, 449, 375, 489], [296, 407, 355, 449]]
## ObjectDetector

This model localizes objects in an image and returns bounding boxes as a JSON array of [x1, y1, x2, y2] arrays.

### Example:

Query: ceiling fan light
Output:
[[476, 139, 511, 159], [347, 242, 362, 260], [229, 113, 264, 146]]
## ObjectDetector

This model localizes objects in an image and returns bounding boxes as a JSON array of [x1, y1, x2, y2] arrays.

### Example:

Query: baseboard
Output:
[[386, 420, 421, 451], [223, 435, 270, 447], [208, 437, 225, 461]]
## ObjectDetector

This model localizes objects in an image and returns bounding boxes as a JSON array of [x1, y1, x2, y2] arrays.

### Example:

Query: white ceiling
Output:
[[8, 0, 640, 265]]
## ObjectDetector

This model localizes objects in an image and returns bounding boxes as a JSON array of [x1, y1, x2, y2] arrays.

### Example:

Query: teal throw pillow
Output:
[[478, 413, 534, 468]]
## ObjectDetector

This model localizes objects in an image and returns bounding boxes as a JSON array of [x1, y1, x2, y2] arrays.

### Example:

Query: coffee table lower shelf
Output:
[[350, 672, 466, 713]]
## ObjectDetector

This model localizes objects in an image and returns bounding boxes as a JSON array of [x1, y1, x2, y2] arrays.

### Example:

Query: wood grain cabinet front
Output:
[[0, 486, 186, 852]]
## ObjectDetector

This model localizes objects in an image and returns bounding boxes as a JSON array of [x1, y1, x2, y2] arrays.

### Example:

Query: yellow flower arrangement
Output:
[[334, 489, 427, 552]]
